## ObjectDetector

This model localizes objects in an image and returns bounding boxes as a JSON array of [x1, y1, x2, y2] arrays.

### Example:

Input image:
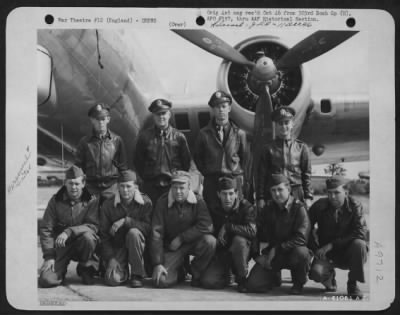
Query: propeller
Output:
[[251, 85, 274, 190], [276, 30, 358, 69], [172, 29, 255, 68]]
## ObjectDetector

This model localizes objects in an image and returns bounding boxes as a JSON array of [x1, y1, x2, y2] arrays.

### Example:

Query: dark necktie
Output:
[[217, 125, 224, 143]]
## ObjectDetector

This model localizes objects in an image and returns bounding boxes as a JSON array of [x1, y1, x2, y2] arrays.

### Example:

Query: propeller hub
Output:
[[247, 56, 281, 95]]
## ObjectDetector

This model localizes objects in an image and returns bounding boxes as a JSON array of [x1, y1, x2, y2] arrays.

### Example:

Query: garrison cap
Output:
[[171, 170, 191, 184], [118, 170, 137, 183], [218, 176, 237, 191], [65, 165, 85, 179], [271, 106, 296, 122], [269, 174, 290, 187], [148, 98, 172, 113], [208, 90, 232, 107], [88, 103, 110, 119], [326, 175, 349, 190]]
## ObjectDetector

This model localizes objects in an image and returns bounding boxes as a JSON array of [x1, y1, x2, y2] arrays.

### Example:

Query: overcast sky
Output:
[[132, 29, 368, 98]]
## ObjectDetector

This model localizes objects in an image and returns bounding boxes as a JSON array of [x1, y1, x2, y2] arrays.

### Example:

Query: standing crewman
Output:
[[256, 106, 313, 210], [194, 90, 248, 214], [134, 98, 193, 205], [308, 175, 368, 299], [38, 166, 99, 287], [75, 103, 127, 204], [100, 170, 153, 288]]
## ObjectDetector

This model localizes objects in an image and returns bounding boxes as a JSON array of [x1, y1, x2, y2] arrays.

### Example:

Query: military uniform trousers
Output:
[[246, 246, 312, 292], [142, 179, 170, 206], [103, 228, 147, 286], [201, 235, 251, 289], [203, 174, 244, 213], [87, 182, 118, 206], [154, 234, 216, 288], [39, 231, 99, 288], [309, 239, 368, 284]]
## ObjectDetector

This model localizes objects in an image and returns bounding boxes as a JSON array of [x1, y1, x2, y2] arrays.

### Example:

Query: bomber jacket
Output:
[[134, 125, 192, 181], [100, 191, 153, 263], [256, 137, 312, 200], [39, 186, 99, 260], [194, 120, 247, 177], [211, 198, 257, 241], [75, 130, 127, 188], [150, 190, 213, 266], [257, 196, 310, 253], [308, 196, 368, 251]]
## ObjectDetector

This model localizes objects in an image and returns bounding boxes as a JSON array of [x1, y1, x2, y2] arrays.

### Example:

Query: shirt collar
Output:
[[155, 125, 171, 136], [327, 197, 351, 213], [114, 189, 145, 207], [168, 189, 197, 208], [275, 195, 293, 212], [91, 129, 111, 140]]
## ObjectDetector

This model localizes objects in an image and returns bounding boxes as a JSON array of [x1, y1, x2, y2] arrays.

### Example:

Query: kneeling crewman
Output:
[[151, 171, 216, 288], [100, 170, 153, 287], [308, 175, 368, 299], [39, 166, 99, 287], [201, 176, 257, 292], [246, 174, 312, 294]]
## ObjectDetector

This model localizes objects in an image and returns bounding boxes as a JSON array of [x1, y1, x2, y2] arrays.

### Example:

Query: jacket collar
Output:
[[90, 129, 112, 140], [168, 189, 197, 208], [114, 189, 145, 207], [55, 186, 93, 203]]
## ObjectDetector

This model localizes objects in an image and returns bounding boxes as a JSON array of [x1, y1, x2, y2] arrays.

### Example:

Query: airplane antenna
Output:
[[61, 123, 65, 169], [96, 30, 104, 69]]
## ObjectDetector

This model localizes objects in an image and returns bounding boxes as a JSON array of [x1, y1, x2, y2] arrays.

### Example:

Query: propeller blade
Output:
[[276, 30, 358, 69], [172, 29, 255, 68], [251, 85, 274, 188]]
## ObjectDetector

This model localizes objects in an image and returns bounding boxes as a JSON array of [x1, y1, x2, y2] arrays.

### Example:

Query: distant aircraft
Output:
[[37, 29, 369, 184]]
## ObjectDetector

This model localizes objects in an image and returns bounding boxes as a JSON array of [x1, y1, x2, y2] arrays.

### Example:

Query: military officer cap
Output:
[[208, 90, 232, 107], [218, 175, 237, 191], [88, 103, 110, 119], [65, 165, 85, 179], [118, 169, 137, 183], [148, 98, 172, 113], [269, 173, 290, 187], [171, 170, 191, 184], [271, 106, 296, 122], [326, 175, 349, 190]]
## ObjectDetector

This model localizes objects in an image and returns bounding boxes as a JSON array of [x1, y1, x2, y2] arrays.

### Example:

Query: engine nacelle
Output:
[[216, 35, 311, 137], [37, 45, 57, 110]]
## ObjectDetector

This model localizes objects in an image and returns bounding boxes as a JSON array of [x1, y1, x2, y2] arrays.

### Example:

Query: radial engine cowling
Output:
[[216, 36, 311, 135]]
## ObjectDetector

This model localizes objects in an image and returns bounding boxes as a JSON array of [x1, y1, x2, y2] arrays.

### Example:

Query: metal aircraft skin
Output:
[[37, 29, 369, 179]]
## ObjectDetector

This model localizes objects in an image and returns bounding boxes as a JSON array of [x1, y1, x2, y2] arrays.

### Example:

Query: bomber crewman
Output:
[[38, 166, 99, 287], [134, 99, 193, 205], [100, 170, 153, 288], [256, 106, 313, 210], [201, 176, 257, 292], [194, 90, 248, 215], [75, 103, 127, 204], [150, 171, 216, 288], [308, 175, 368, 299], [246, 174, 312, 295]]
